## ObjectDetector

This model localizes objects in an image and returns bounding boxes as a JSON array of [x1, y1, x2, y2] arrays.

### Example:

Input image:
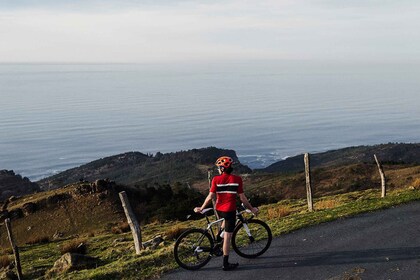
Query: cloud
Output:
[[0, 0, 419, 63]]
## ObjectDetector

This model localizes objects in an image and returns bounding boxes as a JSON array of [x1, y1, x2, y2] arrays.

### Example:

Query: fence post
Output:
[[374, 154, 387, 198], [119, 191, 143, 254], [304, 153, 314, 212], [5, 218, 23, 280]]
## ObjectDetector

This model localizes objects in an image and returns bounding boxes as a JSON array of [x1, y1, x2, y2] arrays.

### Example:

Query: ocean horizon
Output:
[[1, 61, 420, 181]]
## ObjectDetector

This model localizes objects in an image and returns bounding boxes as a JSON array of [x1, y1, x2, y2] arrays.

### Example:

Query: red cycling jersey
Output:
[[210, 173, 244, 212]]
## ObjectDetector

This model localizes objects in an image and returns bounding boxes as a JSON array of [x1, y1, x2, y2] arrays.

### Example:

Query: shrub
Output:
[[60, 238, 87, 255], [267, 205, 292, 220], [111, 222, 131, 234], [411, 178, 420, 189], [164, 225, 188, 240], [26, 235, 50, 245], [0, 255, 11, 269]]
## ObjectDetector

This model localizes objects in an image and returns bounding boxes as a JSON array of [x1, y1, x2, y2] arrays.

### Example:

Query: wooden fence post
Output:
[[304, 153, 314, 212], [5, 218, 23, 280], [374, 154, 387, 198], [119, 191, 143, 254]]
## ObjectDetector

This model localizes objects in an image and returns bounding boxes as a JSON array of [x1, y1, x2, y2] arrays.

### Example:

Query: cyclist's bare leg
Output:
[[220, 220, 225, 233], [223, 232, 232, 255], [222, 232, 238, 270]]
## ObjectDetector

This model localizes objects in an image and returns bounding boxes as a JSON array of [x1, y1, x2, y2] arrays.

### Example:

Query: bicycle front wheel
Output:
[[174, 228, 214, 270], [232, 219, 272, 258]]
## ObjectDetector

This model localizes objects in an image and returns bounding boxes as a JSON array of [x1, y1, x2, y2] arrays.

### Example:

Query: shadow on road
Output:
[[240, 246, 420, 270]]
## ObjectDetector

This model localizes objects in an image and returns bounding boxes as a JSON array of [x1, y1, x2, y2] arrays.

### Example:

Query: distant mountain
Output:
[[0, 170, 40, 201], [260, 143, 420, 173], [37, 147, 252, 190]]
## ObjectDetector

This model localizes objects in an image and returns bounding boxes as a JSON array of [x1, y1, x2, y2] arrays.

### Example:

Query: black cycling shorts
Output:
[[217, 210, 236, 233]]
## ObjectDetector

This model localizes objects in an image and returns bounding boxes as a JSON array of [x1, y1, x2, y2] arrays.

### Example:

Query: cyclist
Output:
[[194, 156, 259, 271]]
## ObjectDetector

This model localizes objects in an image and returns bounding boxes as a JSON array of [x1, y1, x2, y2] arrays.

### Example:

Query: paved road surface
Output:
[[163, 201, 420, 280]]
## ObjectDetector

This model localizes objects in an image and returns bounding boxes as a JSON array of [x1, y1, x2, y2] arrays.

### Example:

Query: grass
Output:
[[60, 238, 88, 255], [267, 205, 292, 219], [7, 186, 420, 280], [111, 222, 131, 235], [26, 236, 51, 245], [164, 225, 188, 241]]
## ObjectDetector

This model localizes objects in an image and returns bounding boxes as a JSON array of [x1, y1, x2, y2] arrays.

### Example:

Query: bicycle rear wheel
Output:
[[174, 228, 214, 270], [232, 219, 272, 258]]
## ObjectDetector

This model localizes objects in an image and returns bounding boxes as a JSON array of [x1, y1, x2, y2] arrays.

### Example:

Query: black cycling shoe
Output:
[[222, 262, 239, 271]]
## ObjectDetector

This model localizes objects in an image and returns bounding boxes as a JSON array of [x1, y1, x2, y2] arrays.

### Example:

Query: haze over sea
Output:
[[1, 61, 419, 181]]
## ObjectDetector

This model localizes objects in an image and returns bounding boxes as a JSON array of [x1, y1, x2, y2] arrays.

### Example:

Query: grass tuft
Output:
[[164, 225, 188, 240], [315, 199, 342, 210], [111, 222, 131, 234], [60, 238, 88, 255], [26, 235, 51, 245], [0, 255, 11, 269], [411, 178, 420, 189], [267, 205, 292, 220]]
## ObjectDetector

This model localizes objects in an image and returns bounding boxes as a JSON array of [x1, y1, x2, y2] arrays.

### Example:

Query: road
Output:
[[162, 201, 420, 280]]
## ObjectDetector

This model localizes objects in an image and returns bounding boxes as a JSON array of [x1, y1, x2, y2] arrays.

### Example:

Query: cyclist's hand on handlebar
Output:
[[251, 207, 259, 215], [194, 207, 202, 213]]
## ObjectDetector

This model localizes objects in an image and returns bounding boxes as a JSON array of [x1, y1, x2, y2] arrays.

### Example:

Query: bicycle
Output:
[[174, 205, 272, 270]]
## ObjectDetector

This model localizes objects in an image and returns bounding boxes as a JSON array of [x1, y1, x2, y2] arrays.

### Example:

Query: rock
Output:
[[142, 235, 164, 249], [8, 209, 23, 219], [74, 184, 93, 195], [97, 192, 108, 200], [112, 238, 126, 246], [22, 202, 37, 216], [92, 179, 114, 193], [52, 231, 64, 240], [93, 180, 106, 193], [0, 211, 8, 222], [1, 200, 10, 212], [46, 253, 99, 278], [46, 193, 71, 205]]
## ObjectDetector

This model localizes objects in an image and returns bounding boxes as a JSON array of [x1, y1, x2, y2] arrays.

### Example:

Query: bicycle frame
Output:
[[203, 213, 224, 242], [202, 209, 255, 242]]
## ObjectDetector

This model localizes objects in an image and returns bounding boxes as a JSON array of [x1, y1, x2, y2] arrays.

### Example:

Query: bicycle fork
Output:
[[237, 214, 255, 243]]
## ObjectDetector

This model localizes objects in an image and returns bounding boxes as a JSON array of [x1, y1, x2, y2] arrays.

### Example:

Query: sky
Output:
[[0, 0, 419, 63]]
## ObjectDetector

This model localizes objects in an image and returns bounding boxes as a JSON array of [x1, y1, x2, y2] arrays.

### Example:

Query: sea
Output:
[[1, 61, 419, 181]]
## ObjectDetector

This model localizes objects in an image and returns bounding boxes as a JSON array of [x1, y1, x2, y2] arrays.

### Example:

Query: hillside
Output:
[[0, 179, 204, 248], [260, 143, 420, 173], [0, 170, 40, 201], [0, 181, 124, 248], [3, 160, 419, 248], [245, 163, 420, 205], [37, 147, 252, 190], [0, 142, 411, 204]]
